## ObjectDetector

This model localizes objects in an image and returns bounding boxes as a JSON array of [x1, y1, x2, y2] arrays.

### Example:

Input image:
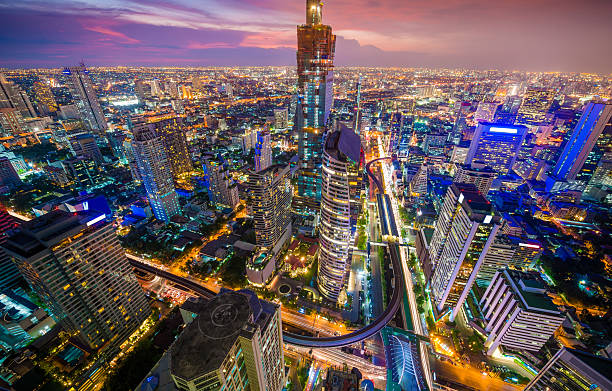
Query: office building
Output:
[[150, 79, 163, 96], [247, 164, 292, 285], [480, 269, 564, 355], [0, 107, 27, 136], [474, 102, 499, 124], [132, 122, 181, 222], [134, 78, 148, 102], [296, 0, 336, 210], [550, 101, 612, 183], [429, 183, 501, 321], [63, 64, 108, 132], [524, 348, 612, 391], [0, 209, 21, 291], [203, 154, 239, 209], [61, 157, 105, 190], [0, 74, 36, 118], [241, 127, 258, 155], [586, 151, 612, 193], [32, 80, 58, 115], [0, 156, 21, 187], [516, 87, 555, 125], [408, 163, 428, 196], [70, 133, 104, 165], [2, 210, 150, 353], [453, 163, 496, 195], [466, 122, 527, 174], [274, 108, 288, 129], [254, 129, 272, 172], [318, 124, 362, 302], [165, 290, 284, 391], [147, 115, 192, 178]]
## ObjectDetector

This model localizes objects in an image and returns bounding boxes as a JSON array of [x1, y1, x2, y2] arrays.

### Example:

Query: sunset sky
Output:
[[1, 0, 611, 71]]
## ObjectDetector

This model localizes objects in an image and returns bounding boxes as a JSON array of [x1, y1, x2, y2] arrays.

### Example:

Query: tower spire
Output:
[[306, 0, 322, 25]]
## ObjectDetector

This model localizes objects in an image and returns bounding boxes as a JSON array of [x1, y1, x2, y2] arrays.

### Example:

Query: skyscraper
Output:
[[480, 269, 564, 356], [0, 156, 21, 187], [247, 164, 292, 284], [146, 115, 192, 178], [0, 74, 36, 118], [474, 102, 499, 124], [429, 183, 501, 321], [453, 163, 496, 195], [524, 348, 612, 391], [203, 154, 240, 209], [516, 87, 555, 126], [134, 78, 148, 103], [132, 122, 181, 222], [465, 122, 527, 175], [318, 124, 362, 302], [70, 133, 104, 165], [254, 128, 272, 172], [161, 290, 284, 391], [296, 0, 336, 211], [550, 101, 612, 183], [63, 64, 108, 132], [0, 208, 21, 291], [2, 210, 150, 353], [0, 108, 26, 136]]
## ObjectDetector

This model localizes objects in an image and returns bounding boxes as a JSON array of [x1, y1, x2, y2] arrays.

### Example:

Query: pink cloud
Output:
[[240, 32, 295, 49], [84, 26, 141, 44], [186, 41, 237, 49]]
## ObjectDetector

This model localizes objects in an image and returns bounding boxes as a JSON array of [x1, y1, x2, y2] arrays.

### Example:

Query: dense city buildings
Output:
[[1, 210, 150, 353], [0, 74, 35, 118], [146, 115, 192, 178], [132, 121, 181, 222], [317, 124, 362, 302], [63, 64, 108, 132], [516, 87, 556, 126], [295, 0, 336, 211]]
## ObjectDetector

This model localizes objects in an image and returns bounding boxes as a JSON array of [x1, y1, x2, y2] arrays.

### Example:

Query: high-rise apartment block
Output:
[[203, 154, 239, 209], [63, 64, 108, 132], [429, 183, 501, 320], [516, 87, 555, 126], [466, 122, 527, 175], [296, 0, 336, 211], [318, 125, 362, 301], [550, 101, 612, 183], [254, 129, 272, 172], [274, 108, 288, 129], [524, 348, 612, 391], [247, 164, 292, 285], [2, 210, 150, 353], [132, 122, 181, 222], [165, 290, 284, 391], [480, 269, 564, 355], [146, 115, 192, 178], [70, 133, 104, 165]]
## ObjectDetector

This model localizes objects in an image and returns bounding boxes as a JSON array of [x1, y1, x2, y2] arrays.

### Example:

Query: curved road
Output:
[[131, 156, 404, 348]]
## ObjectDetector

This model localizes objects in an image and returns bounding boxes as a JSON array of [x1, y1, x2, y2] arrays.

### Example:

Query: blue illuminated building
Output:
[[466, 122, 527, 174], [550, 101, 612, 182]]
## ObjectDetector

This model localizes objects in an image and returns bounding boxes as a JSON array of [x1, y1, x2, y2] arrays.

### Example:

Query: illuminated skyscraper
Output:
[[63, 64, 108, 132], [516, 87, 555, 126], [466, 122, 527, 175], [2, 210, 150, 353], [132, 122, 181, 222], [254, 129, 272, 172], [203, 154, 239, 209], [550, 101, 612, 183], [429, 183, 501, 321], [296, 0, 336, 211], [318, 124, 362, 301], [146, 115, 192, 178]]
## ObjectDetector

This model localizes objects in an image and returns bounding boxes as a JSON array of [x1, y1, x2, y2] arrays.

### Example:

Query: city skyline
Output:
[[1, 0, 611, 72]]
